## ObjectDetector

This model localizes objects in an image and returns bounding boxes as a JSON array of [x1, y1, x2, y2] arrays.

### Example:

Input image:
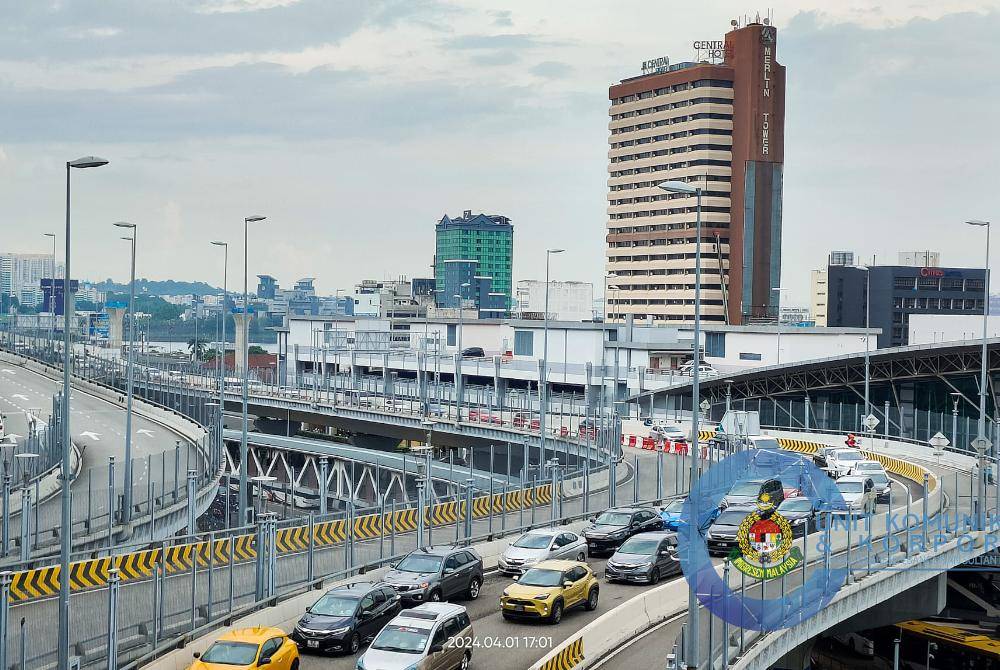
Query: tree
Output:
[[188, 337, 207, 360], [248, 345, 267, 355]]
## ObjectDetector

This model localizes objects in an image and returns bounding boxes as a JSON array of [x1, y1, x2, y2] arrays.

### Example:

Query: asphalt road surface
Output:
[[0, 360, 200, 549]]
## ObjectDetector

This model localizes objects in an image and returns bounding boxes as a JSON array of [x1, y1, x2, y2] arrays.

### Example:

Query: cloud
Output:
[[531, 60, 572, 79], [443, 33, 558, 50], [491, 10, 513, 27]]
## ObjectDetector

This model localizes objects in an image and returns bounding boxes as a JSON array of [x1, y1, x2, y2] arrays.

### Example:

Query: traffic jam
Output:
[[186, 423, 896, 670]]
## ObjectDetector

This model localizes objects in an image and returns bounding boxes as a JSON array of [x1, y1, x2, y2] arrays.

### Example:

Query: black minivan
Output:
[[292, 582, 401, 655], [461, 346, 485, 358]]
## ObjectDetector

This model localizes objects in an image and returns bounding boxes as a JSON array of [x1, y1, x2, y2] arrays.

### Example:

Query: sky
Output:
[[2, 0, 1000, 307]]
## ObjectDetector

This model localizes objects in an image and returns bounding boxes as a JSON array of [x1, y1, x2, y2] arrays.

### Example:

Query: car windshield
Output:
[[518, 568, 565, 587], [716, 510, 750, 525], [753, 438, 781, 450], [201, 641, 259, 665], [855, 463, 881, 471], [837, 482, 864, 493], [513, 533, 553, 549], [310, 595, 359, 617], [870, 473, 889, 485], [664, 499, 685, 513], [396, 554, 443, 574], [595, 511, 632, 526], [729, 482, 762, 496], [371, 625, 430, 654], [836, 451, 863, 462], [617, 538, 660, 555], [779, 498, 812, 512]]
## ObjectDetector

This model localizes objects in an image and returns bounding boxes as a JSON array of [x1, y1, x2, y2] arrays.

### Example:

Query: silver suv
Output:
[[356, 602, 473, 670], [383, 546, 484, 604]]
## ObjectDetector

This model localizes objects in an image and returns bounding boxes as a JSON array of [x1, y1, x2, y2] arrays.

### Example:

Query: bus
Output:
[[892, 620, 1000, 670]]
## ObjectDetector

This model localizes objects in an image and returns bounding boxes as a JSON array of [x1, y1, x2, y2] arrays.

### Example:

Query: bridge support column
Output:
[[493, 355, 505, 415], [319, 457, 329, 514], [382, 353, 391, 396], [418, 352, 428, 413], [804, 395, 811, 430], [293, 344, 300, 388], [453, 354, 464, 406], [106, 307, 126, 351], [351, 351, 359, 388], [233, 312, 251, 375]]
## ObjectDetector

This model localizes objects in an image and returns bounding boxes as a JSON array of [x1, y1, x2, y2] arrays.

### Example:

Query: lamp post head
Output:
[[44, 233, 55, 238], [211, 241, 228, 247], [657, 180, 697, 195], [68, 156, 109, 169], [967, 219, 991, 227], [113, 222, 135, 230], [120, 236, 133, 242], [245, 215, 267, 223], [547, 248, 565, 254]]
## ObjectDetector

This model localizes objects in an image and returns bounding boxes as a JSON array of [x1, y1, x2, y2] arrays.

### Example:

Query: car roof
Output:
[[854, 460, 884, 468], [627, 530, 676, 540], [218, 626, 284, 643], [408, 545, 465, 557], [836, 475, 870, 483], [324, 582, 381, 598], [393, 602, 467, 629], [531, 559, 587, 571], [605, 506, 650, 514]]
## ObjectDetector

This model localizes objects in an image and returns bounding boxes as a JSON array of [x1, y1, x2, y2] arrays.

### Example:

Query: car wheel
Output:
[[649, 568, 660, 585], [576, 551, 586, 562], [584, 588, 599, 611], [290, 661, 299, 670], [467, 577, 482, 600], [549, 599, 564, 624], [348, 632, 360, 655], [458, 650, 472, 670], [429, 589, 442, 602]]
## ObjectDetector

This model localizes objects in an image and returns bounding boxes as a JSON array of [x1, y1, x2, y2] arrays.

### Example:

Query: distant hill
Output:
[[94, 278, 221, 296]]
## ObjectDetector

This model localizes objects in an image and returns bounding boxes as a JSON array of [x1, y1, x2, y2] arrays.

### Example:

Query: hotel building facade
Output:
[[606, 21, 785, 325]]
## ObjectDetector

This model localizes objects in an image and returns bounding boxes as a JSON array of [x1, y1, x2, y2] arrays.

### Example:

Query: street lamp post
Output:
[[240, 215, 267, 527], [541, 249, 564, 465], [114, 222, 137, 523], [968, 219, 991, 530], [211, 241, 229, 523], [659, 178, 703, 670], [59, 155, 109, 670]]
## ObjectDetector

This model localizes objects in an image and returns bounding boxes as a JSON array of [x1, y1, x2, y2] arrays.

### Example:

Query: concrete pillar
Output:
[[382, 352, 391, 395], [493, 355, 504, 413], [453, 353, 464, 404], [106, 307, 126, 350], [351, 351, 360, 387], [293, 343, 300, 388], [417, 352, 428, 410], [233, 312, 252, 375]]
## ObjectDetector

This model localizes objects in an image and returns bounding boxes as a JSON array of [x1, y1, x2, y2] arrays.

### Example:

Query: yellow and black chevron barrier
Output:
[[540, 637, 584, 670], [7, 479, 566, 603]]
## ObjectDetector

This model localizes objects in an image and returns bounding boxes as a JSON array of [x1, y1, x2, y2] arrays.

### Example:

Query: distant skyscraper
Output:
[[605, 20, 785, 325], [257, 274, 278, 300], [434, 210, 513, 315], [0, 252, 62, 307]]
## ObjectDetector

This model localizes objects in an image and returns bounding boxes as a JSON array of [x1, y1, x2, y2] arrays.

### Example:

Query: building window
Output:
[[705, 332, 726, 357], [966, 279, 986, 292], [893, 277, 916, 290], [447, 324, 456, 347], [917, 277, 939, 290], [942, 278, 964, 291], [514, 330, 533, 356], [739, 352, 762, 361]]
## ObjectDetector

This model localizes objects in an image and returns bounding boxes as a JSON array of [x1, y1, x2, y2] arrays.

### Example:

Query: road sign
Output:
[[971, 436, 993, 454], [700, 399, 711, 412], [863, 414, 880, 431], [929, 431, 950, 454]]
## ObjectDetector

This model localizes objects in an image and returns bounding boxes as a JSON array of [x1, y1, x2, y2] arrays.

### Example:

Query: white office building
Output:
[[515, 280, 595, 322]]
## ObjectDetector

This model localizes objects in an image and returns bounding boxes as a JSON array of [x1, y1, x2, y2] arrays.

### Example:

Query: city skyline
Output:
[[2, 2, 999, 308]]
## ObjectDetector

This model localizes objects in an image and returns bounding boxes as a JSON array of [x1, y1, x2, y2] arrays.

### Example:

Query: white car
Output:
[[650, 424, 688, 443], [498, 530, 587, 575], [850, 460, 892, 502], [679, 362, 718, 377], [826, 448, 865, 478], [835, 475, 876, 514]]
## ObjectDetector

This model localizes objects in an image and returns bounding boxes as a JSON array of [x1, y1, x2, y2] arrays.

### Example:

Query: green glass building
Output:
[[434, 210, 513, 314]]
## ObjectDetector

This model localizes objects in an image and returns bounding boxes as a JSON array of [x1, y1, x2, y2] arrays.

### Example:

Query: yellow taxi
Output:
[[499, 559, 599, 624], [190, 626, 299, 670]]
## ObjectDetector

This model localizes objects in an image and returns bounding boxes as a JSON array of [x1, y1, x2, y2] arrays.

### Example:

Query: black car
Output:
[[705, 505, 756, 556], [605, 531, 681, 584], [775, 497, 819, 537], [461, 346, 485, 358], [582, 507, 663, 555], [292, 582, 402, 655]]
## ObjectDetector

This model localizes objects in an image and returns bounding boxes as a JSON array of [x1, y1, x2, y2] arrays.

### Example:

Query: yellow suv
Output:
[[499, 559, 599, 624], [190, 627, 299, 670]]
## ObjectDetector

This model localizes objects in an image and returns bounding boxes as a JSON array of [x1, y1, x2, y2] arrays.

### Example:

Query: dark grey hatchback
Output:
[[605, 531, 681, 584], [292, 582, 401, 655]]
